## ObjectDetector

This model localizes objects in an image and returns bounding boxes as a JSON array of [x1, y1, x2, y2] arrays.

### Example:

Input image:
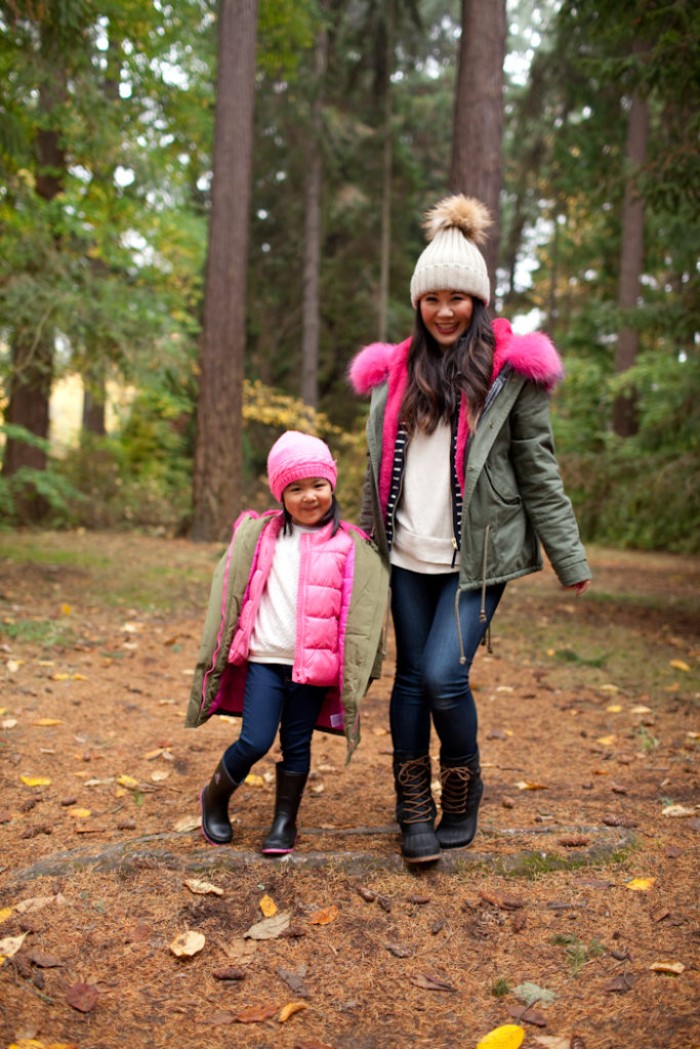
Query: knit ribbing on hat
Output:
[[267, 430, 338, 502], [409, 195, 491, 307]]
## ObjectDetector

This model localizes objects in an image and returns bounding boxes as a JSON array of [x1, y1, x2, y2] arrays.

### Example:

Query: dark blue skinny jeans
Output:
[[390, 565, 505, 765], [222, 662, 325, 782]]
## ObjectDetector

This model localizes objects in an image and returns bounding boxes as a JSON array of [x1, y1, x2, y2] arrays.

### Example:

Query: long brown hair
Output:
[[400, 299, 495, 434]]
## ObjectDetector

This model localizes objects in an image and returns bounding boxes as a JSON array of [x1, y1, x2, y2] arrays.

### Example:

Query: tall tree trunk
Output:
[[377, 0, 395, 343], [449, 0, 506, 296], [613, 65, 649, 438], [2, 32, 66, 519], [300, 9, 328, 409], [191, 0, 258, 541]]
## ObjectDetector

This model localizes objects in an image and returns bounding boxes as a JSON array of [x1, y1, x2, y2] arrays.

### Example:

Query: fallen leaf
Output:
[[259, 894, 277, 917], [515, 781, 548, 791], [117, 774, 139, 789], [410, 972, 457, 992], [384, 941, 413, 958], [234, 1003, 279, 1023], [278, 1000, 308, 1022], [277, 965, 310, 997], [0, 907, 12, 923], [596, 735, 616, 746], [28, 950, 64, 968], [33, 718, 63, 726], [626, 877, 656, 891], [66, 981, 99, 1013], [476, 1024, 525, 1049], [309, 905, 339, 926], [184, 878, 224, 896], [669, 659, 690, 672], [0, 932, 29, 960], [67, 808, 91, 819], [174, 815, 202, 832], [507, 1005, 548, 1027], [20, 776, 51, 787], [244, 773, 265, 787], [630, 705, 652, 714], [649, 960, 685, 975], [169, 930, 206, 957], [661, 804, 696, 818], [606, 705, 622, 713], [245, 912, 291, 940], [220, 937, 257, 965]]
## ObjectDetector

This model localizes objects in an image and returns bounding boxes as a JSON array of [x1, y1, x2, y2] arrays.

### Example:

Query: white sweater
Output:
[[391, 422, 457, 573]]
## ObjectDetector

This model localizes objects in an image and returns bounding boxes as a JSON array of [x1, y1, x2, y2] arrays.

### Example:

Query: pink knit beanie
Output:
[[267, 431, 337, 502]]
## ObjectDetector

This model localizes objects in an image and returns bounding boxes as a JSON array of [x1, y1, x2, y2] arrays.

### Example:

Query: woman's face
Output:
[[282, 477, 333, 527], [419, 290, 474, 349]]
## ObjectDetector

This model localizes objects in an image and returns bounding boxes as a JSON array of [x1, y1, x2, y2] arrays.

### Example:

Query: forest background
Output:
[[1, 0, 699, 552]]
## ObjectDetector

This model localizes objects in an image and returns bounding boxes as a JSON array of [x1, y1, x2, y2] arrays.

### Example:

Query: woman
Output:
[[349, 195, 591, 864]]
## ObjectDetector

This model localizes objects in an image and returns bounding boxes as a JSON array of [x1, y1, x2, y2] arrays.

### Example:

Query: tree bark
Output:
[[377, 0, 395, 343], [613, 64, 649, 438], [449, 0, 506, 297], [191, 0, 258, 540], [300, 10, 328, 409]]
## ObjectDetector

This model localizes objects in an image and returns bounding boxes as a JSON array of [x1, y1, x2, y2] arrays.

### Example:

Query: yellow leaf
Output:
[[72, 673, 88, 681], [169, 930, 206, 957], [606, 705, 622, 713], [33, 718, 63, 727], [259, 894, 277, 917], [515, 780, 548, 791], [626, 877, 656, 892], [649, 960, 685, 975], [0, 907, 13, 923], [477, 1024, 526, 1049], [245, 773, 265, 787], [67, 808, 91, 819], [596, 735, 616, 746], [278, 1001, 308, 1022], [117, 774, 139, 789], [21, 775, 51, 787], [309, 905, 339, 925], [630, 705, 653, 714], [60, 603, 73, 615], [600, 683, 620, 692], [669, 659, 690, 672], [51, 673, 71, 681]]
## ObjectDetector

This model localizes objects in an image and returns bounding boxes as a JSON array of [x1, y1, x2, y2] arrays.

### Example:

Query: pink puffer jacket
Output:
[[227, 512, 356, 688]]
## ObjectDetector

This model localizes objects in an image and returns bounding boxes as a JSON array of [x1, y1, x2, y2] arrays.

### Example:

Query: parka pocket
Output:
[[483, 462, 522, 507]]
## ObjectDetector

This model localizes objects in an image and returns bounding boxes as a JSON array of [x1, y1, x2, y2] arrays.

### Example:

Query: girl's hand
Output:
[[566, 579, 590, 595]]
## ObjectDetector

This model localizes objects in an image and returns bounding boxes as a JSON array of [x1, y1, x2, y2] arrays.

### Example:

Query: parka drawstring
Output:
[[455, 523, 493, 664], [480, 524, 493, 653]]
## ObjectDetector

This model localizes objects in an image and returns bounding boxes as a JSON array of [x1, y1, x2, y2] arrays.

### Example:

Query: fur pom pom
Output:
[[423, 195, 492, 246]]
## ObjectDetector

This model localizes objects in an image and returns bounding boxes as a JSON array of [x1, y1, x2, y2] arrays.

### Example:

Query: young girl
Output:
[[349, 195, 591, 864], [185, 430, 389, 856]]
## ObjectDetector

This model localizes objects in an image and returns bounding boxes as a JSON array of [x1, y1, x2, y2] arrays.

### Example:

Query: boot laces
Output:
[[440, 766, 474, 815], [397, 758, 434, 824]]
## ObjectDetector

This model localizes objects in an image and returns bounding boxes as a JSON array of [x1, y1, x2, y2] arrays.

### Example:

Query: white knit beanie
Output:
[[409, 195, 492, 307]]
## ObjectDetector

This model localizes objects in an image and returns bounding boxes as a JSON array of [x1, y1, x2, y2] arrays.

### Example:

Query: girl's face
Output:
[[419, 290, 474, 349], [283, 477, 333, 527]]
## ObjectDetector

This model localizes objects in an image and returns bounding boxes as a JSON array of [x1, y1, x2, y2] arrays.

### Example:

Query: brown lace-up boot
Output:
[[435, 755, 483, 849], [393, 755, 440, 863]]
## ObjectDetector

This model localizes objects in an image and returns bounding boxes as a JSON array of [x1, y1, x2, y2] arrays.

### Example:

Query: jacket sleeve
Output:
[[184, 544, 231, 727], [509, 382, 591, 587]]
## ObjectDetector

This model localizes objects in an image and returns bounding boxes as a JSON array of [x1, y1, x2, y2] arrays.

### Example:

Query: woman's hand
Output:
[[566, 579, 590, 596]]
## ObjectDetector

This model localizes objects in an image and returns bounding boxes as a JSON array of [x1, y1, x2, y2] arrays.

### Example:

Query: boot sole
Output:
[[403, 852, 441, 864], [199, 787, 233, 846]]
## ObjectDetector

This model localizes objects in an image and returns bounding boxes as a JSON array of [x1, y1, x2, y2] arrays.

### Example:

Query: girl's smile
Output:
[[419, 290, 474, 348], [283, 477, 333, 526]]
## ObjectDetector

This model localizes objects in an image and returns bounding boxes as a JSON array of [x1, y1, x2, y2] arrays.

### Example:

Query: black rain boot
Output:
[[261, 764, 308, 856], [435, 755, 484, 849], [394, 755, 441, 864], [200, 759, 240, 845]]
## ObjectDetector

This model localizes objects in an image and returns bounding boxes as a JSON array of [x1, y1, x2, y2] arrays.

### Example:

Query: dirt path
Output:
[[0, 533, 698, 1049]]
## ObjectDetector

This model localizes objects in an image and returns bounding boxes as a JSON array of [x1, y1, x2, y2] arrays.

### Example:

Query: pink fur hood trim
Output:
[[348, 318, 564, 518], [348, 318, 563, 395]]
